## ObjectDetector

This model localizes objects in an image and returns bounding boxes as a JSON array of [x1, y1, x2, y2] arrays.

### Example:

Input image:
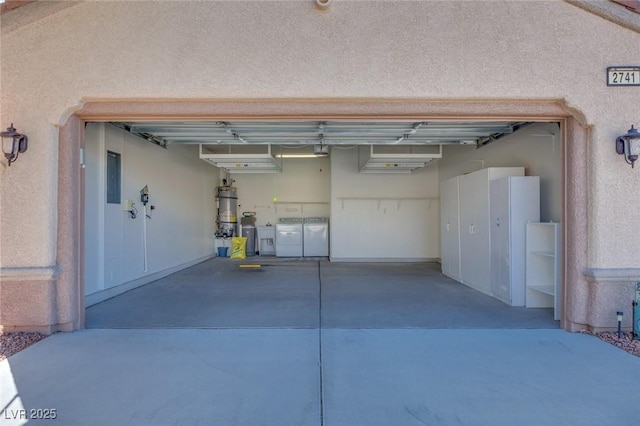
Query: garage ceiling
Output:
[[111, 121, 530, 148]]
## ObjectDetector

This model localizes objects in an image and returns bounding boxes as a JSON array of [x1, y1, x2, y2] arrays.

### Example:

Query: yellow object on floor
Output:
[[239, 264, 261, 268], [230, 236, 247, 259]]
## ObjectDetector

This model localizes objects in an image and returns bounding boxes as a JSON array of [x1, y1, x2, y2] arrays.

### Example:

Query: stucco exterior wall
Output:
[[1, 0, 639, 332]]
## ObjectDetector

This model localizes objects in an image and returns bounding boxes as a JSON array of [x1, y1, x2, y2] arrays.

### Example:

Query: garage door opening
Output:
[[76, 109, 569, 329], [52, 99, 591, 331]]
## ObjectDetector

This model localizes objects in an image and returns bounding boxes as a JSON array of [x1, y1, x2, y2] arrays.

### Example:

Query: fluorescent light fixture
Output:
[[275, 154, 319, 158]]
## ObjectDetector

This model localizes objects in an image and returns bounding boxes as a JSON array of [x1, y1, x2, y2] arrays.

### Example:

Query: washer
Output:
[[275, 218, 304, 257], [303, 217, 329, 257]]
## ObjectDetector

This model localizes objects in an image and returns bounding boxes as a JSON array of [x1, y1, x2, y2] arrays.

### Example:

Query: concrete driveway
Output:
[[2, 260, 639, 425]]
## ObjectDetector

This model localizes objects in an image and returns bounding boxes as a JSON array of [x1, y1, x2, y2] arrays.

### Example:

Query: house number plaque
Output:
[[607, 66, 640, 86]]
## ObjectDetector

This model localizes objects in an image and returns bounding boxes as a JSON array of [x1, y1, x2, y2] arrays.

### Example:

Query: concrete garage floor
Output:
[[4, 260, 640, 425], [85, 259, 558, 329]]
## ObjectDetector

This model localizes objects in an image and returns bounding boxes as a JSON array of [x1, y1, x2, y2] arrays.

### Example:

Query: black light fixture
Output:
[[1, 123, 28, 166], [615, 125, 640, 168]]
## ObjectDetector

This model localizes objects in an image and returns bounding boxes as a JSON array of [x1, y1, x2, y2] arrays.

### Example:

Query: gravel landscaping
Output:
[[591, 331, 640, 358], [0, 332, 47, 361]]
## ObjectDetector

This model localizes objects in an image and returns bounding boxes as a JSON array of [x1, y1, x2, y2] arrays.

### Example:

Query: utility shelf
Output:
[[525, 222, 561, 320], [273, 201, 329, 215], [337, 196, 437, 211]]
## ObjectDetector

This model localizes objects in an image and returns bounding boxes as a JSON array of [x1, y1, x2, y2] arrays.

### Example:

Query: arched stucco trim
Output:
[[54, 98, 590, 332]]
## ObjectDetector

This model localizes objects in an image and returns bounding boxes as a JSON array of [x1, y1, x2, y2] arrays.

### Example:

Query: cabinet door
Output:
[[472, 178, 492, 295], [459, 171, 488, 291], [509, 177, 540, 306], [490, 178, 511, 302], [440, 177, 460, 280], [459, 168, 526, 297]]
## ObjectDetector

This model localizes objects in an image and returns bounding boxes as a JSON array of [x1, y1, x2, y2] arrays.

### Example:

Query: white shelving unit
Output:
[[525, 222, 561, 320]]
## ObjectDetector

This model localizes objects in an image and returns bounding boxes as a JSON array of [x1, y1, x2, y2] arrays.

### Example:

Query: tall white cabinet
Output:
[[489, 176, 540, 306], [440, 176, 461, 281], [441, 167, 524, 296]]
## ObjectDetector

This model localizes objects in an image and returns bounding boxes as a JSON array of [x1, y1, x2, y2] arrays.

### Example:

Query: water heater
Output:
[[216, 186, 237, 237]]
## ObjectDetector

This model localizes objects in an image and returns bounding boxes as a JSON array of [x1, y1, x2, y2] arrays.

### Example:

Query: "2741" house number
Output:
[[607, 67, 640, 86]]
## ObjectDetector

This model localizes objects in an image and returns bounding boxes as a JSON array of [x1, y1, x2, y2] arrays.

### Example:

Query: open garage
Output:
[[82, 117, 563, 328], [1, 0, 638, 335]]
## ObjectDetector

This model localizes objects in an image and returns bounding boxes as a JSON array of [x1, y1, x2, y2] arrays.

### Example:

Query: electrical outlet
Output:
[[123, 199, 134, 211]]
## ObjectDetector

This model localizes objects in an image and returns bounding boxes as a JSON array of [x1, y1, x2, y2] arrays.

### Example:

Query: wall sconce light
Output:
[[615, 125, 640, 168], [1, 123, 28, 166]]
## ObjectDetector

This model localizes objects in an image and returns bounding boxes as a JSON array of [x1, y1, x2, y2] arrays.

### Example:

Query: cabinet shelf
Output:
[[525, 222, 561, 320]]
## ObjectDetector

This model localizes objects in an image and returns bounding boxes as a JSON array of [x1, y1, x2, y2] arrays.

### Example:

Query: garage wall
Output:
[[330, 147, 440, 261], [438, 123, 562, 223], [231, 154, 331, 226], [84, 124, 217, 304]]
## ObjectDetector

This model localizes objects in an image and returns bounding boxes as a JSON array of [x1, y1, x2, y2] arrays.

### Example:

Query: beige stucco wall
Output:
[[1, 0, 639, 331]]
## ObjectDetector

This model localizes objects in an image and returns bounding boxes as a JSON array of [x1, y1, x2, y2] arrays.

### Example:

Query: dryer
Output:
[[303, 217, 329, 257], [275, 218, 304, 257]]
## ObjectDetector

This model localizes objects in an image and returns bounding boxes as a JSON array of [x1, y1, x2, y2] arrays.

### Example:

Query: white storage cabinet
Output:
[[489, 176, 540, 306], [456, 167, 524, 295], [526, 222, 561, 320], [440, 176, 461, 281]]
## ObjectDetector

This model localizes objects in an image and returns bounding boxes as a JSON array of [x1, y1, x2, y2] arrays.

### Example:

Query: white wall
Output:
[[330, 147, 440, 261], [438, 123, 562, 223], [232, 151, 331, 225], [230, 146, 441, 261], [84, 124, 217, 302]]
